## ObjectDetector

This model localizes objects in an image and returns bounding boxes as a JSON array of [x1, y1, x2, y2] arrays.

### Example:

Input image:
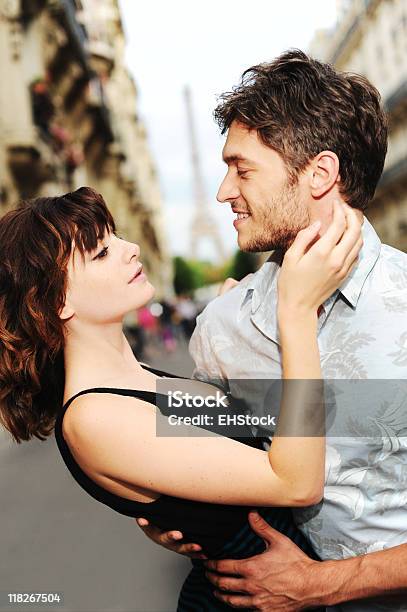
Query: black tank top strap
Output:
[[62, 364, 185, 412], [140, 363, 189, 379], [62, 387, 158, 412]]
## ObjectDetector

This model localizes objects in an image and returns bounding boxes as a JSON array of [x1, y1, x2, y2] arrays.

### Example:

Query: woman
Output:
[[0, 187, 361, 610]]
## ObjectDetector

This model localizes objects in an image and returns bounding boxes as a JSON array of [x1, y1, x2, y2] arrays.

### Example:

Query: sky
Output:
[[118, 0, 337, 262]]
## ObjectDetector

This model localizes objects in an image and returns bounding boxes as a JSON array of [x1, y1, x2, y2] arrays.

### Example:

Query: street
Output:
[[0, 340, 195, 612]]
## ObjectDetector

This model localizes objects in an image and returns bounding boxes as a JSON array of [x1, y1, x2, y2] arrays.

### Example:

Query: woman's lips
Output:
[[128, 265, 145, 283]]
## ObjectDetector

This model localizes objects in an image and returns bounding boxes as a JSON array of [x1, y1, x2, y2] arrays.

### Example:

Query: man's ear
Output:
[[309, 151, 340, 198]]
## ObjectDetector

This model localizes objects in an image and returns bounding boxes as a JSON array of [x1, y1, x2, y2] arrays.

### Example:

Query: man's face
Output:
[[217, 120, 310, 252]]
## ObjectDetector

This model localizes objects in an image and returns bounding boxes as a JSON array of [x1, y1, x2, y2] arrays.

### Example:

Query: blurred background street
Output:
[[0, 341, 194, 612]]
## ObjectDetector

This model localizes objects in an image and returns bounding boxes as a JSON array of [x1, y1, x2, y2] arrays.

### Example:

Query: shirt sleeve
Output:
[[189, 308, 228, 392]]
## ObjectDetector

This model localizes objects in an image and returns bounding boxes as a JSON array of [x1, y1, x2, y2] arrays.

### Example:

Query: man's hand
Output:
[[135, 518, 207, 559], [205, 512, 324, 611]]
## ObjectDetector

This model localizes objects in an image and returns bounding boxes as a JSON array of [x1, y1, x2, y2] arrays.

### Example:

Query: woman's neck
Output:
[[63, 322, 143, 388]]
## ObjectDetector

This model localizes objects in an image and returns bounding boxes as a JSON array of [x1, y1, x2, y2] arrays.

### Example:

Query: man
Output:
[[137, 50, 407, 610]]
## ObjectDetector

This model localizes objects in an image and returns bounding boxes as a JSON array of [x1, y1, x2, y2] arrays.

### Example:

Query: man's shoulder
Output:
[[380, 242, 407, 271], [195, 271, 260, 333], [374, 242, 407, 294]]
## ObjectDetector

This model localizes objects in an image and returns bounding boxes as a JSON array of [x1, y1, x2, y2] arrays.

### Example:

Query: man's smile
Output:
[[232, 207, 252, 229]]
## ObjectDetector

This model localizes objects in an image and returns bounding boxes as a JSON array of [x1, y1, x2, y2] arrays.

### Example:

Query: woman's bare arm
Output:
[[65, 201, 361, 508]]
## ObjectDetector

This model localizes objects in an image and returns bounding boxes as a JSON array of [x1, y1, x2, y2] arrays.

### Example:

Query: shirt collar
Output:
[[239, 249, 282, 313], [338, 216, 381, 308], [241, 216, 382, 344]]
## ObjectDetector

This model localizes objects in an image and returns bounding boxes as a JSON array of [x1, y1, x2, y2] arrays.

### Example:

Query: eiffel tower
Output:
[[184, 86, 226, 262]]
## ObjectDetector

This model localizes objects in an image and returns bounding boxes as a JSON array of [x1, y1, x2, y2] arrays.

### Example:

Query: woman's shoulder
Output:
[[62, 365, 159, 408], [62, 384, 157, 445]]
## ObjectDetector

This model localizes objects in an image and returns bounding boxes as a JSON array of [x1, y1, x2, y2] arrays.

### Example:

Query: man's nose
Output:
[[216, 173, 240, 204]]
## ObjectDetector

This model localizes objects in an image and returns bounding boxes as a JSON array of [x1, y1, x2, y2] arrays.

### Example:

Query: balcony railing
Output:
[[48, 0, 89, 70], [329, 0, 376, 64]]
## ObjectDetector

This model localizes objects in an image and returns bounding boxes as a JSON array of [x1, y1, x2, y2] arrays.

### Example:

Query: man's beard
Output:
[[242, 179, 310, 253]]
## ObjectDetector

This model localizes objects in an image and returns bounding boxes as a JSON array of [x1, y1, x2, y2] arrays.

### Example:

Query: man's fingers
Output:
[[206, 571, 250, 594], [214, 591, 254, 608], [136, 518, 149, 527], [248, 511, 288, 546], [205, 558, 243, 575]]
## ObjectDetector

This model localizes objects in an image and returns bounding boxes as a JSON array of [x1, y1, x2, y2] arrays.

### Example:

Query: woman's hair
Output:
[[0, 187, 116, 443]]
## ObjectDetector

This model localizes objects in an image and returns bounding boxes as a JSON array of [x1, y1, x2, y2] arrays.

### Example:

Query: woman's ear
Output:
[[309, 151, 340, 198], [59, 300, 75, 321]]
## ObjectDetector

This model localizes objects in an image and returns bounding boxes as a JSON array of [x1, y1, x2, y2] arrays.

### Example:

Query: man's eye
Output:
[[237, 169, 248, 177]]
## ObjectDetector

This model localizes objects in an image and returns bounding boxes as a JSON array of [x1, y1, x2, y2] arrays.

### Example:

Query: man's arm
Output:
[[205, 512, 407, 610]]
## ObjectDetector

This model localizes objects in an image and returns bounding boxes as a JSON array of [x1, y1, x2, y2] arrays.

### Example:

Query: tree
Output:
[[228, 250, 259, 281], [173, 256, 200, 295]]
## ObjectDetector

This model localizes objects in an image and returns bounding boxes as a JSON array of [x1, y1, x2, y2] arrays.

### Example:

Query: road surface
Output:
[[0, 339, 195, 612]]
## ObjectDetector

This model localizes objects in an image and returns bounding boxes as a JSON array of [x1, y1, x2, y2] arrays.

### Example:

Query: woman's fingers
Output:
[[332, 203, 362, 263], [134, 519, 207, 558], [342, 236, 363, 275], [176, 543, 208, 559], [218, 277, 239, 296], [313, 199, 347, 252], [285, 220, 322, 261]]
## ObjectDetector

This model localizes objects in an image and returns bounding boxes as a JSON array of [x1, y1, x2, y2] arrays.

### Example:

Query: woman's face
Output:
[[61, 229, 155, 325]]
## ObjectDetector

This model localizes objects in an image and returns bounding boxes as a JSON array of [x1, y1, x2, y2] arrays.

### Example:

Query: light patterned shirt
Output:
[[189, 217, 407, 612]]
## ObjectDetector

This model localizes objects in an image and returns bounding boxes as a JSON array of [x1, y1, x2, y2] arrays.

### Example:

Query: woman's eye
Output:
[[96, 247, 109, 259]]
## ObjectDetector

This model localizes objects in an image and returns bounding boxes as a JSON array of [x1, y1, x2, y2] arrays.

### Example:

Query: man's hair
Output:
[[214, 49, 388, 211]]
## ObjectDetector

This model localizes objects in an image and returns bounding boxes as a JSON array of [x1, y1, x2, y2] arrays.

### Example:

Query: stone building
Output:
[[0, 0, 172, 295], [310, 0, 407, 251]]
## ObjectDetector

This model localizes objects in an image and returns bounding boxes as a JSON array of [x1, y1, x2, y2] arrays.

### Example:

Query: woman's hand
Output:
[[218, 277, 239, 296], [135, 518, 207, 559], [277, 200, 362, 318]]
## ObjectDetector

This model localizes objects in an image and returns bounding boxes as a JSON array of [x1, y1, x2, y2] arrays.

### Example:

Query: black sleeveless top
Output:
[[54, 365, 317, 560]]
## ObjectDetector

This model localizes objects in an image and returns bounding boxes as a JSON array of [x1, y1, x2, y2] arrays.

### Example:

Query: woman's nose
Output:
[[125, 240, 140, 261]]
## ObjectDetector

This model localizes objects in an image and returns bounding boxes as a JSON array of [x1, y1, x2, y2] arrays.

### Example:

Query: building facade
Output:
[[0, 0, 172, 295], [310, 0, 407, 251]]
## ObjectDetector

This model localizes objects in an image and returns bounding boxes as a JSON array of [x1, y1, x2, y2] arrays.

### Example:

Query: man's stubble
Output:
[[242, 178, 310, 254]]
